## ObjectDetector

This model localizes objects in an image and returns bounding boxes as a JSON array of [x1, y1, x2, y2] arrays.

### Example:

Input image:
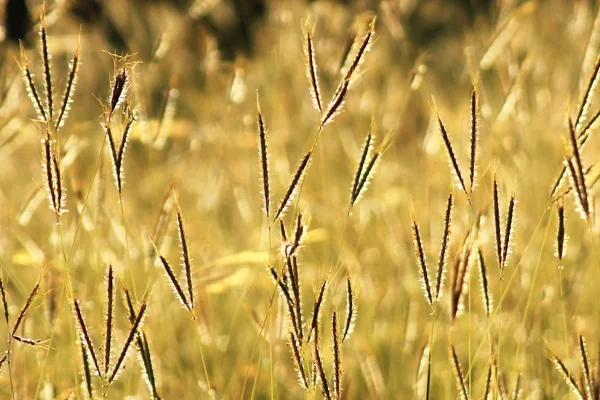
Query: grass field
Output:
[[1, 0, 600, 398]]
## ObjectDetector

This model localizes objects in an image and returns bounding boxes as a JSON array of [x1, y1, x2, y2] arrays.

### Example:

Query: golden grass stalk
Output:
[[108, 67, 129, 120], [279, 218, 288, 242], [550, 107, 600, 198], [434, 192, 453, 301], [477, 247, 492, 317], [123, 288, 160, 399], [304, 27, 322, 113], [448, 344, 469, 400], [482, 362, 492, 400], [550, 351, 585, 400], [273, 151, 311, 221], [556, 196, 566, 261], [42, 133, 57, 214], [256, 95, 271, 219], [411, 213, 433, 305], [342, 18, 375, 83], [574, 54, 600, 132], [342, 278, 355, 343], [108, 298, 148, 384], [289, 257, 303, 341], [11, 335, 42, 346], [350, 132, 373, 205], [105, 106, 135, 195], [469, 87, 479, 195], [39, 19, 53, 124], [158, 255, 191, 312], [449, 345, 469, 400], [51, 153, 64, 217], [73, 299, 102, 377], [351, 133, 391, 208], [176, 201, 194, 310], [320, 78, 350, 129], [568, 118, 591, 220], [289, 331, 309, 389], [284, 212, 306, 258], [280, 255, 303, 341], [80, 341, 94, 399], [501, 187, 516, 269], [0, 277, 8, 325], [104, 265, 115, 378], [55, 38, 80, 131], [493, 178, 503, 268], [307, 280, 327, 344], [20, 43, 47, 122], [578, 335, 593, 399], [313, 341, 331, 400], [12, 278, 40, 336], [332, 310, 342, 400], [269, 266, 302, 340], [451, 236, 473, 321], [438, 115, 470, 202]]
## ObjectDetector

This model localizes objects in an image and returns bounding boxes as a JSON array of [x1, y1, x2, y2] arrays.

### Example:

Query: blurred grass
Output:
[[0, 0, 599, 399]]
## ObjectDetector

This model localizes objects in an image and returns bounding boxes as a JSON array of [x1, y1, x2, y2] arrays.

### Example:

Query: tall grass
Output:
[[0, 1, 600, 398]]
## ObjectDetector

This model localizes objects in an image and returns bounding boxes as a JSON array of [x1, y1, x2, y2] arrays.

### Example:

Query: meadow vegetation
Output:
[[1, 0, 600, 398]]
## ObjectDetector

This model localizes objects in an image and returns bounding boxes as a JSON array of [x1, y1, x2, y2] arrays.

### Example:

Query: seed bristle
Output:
[[435, 192, 453, 301], [256, 94, 271, 219], [304, 26, 323, 113], [449, 345, 469, 400], [411, 213, 433, 305], [273, 151, 311, 221], [342, 278, 356, 343], [437, 115, 470, 202], [108, 299, 149, 384]]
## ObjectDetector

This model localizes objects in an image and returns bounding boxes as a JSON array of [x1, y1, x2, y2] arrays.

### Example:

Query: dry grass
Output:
[[1, 0, 600, 399]]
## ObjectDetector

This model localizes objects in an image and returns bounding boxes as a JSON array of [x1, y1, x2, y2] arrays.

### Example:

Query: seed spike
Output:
[[550, 350, 585, 400], [477, 247, 492, 317], [109, 299, 148, 384], [72, 299, 102, 378], [469, 86, 479, 195], [449, 345, 469, 400], [55, 36, 80, 131], [342, 278, 356, 342], [273, 152, 311, 221], [39, 17, 53, 123], [304, 26, 323, 113], [502, 186, 516, 268], [103, 265, 115, 378], [175, 197, 194, 310], [307, 280, 327, 344], [579, 335, 593, 399], [411, 213, 433, 305], [158, 255, 191, 312], [556, 196, 566, 261], [332, 311, 342, 400], [437, 115, 470, 202], [0, 277, 8, 325], [435, 192, 453, 301], [256, 93, 271, 219], [493, 177, 503, 268], [20, 42, 47, 122], [350, 132, 373, 205], [314, 341, 331, 400]]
